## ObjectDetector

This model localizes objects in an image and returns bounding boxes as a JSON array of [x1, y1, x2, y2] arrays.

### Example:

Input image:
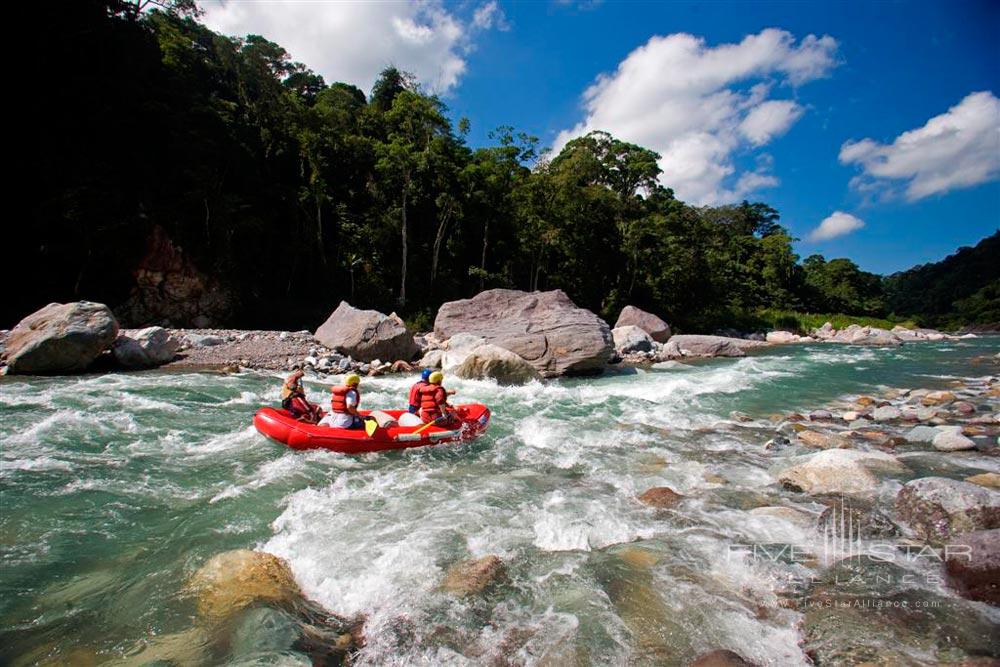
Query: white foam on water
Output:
[[0, 455, 74, 474]]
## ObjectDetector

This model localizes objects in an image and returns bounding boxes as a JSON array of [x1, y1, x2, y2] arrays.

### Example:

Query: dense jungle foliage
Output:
[[11, 0, 998, 332]]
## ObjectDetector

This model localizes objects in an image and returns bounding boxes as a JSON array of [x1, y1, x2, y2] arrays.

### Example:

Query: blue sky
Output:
[[203, 0, 1000, 274]]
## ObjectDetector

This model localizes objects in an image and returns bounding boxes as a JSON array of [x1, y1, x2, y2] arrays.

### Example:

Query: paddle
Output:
[[364, 416, 379, 437], [413, 414, 448, 435]]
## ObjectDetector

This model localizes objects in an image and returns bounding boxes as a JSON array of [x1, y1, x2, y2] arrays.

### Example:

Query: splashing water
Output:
[[2, 339, 998, 664]]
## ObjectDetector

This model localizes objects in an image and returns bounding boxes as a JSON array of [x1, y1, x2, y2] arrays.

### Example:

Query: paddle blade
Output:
[[364, 418, 378, 437]]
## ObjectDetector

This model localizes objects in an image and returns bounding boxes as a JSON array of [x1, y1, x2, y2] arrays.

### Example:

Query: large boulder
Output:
[[777, 449, 906, 497], [441, 332, 488, 370], [895, 477, 1000, 544], [612, 325, 654, 355], [112, 327, 180, 369], [945, 529, 1000, 605], [434, 289, 612, 377], [187, 549, 305, 625], [452, 343, 541, 385], [314, 301, 417, 363], [3, 301, 119, 374], [614, 306, 671, 343], [668, 335, 762, 358]]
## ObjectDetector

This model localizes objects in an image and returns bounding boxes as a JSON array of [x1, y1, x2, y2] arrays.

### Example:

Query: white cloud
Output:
[[201, 0, 499, 95], [553, 29, 838, 206], [740, 100, 803, 146], [840, 91, 1000, 201], [473, 1, 509, 31], [809, 211, 865, 241]]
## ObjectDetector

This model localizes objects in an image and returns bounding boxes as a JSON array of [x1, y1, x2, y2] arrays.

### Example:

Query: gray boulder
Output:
[[895, 477, 1000, 543], [441, 332, 488, 370], [932, 429, 977, 451], [314, 301, 417, 363], [453, 343, 541, 385], [3, 301, 119, 374], [668, 335, 763, 358], [112, 327, 180, 369], [434, 289, 612, 377], [612, 325, 654, 354], [614, 305, 671, 343], [777, 449, 907, 497]]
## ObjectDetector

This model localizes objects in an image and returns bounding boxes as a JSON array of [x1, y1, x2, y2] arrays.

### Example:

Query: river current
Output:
[[2, 339, 999, 665]]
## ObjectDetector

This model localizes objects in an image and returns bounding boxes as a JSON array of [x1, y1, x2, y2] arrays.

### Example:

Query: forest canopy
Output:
[[11, 0, 998, 332]]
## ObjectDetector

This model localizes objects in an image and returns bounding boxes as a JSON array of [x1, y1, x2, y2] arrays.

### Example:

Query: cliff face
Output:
[[116, 226, 234, 328]]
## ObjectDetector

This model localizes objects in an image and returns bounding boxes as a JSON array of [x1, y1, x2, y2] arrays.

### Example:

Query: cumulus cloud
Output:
[[808, 211, 865, 241], [840, 91, 1000, 201], [553, 29, 838, 205], [201, 0, 500, 94]]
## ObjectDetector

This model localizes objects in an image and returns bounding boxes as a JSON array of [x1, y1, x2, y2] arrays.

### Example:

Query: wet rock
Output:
[[945, 529, 1000, 606], [612, 325, 654, 354], [452, 343, 541, 385], [614, 305, 671, 343], [797, 429, 850, 449], [3, 301, 119, 374], [895, 477, 1000, 544], [440, 555, 506, 596], [808, 410, 833, 421], [966, 472, 1000, 489], [638, 486, 684, 508], [229, 607, 300, 657], [953, 400, 977, 415], [112, 627, 212, 667], [777, 449, 906, 497], [763, 436, 791, 451], [729, 410, 753, 423], [871, 405, 902, 422], [315, 301, 417, 363], [688, 649, 758, 667], [187, 549, 305, 625], [802, 557, 1000, 665], [932, 429, 977, 451], [748, 505, 815, 529], [434, 289, 613, 377], [906, 424, 944, 443], [112, 326, 180, 369], [855, 396, 876, 407], [817, 500, 899, 538], [922, 390, 957, 406]]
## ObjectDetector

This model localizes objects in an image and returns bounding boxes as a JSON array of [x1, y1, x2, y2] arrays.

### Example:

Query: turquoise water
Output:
[[1, 339, 998, 665]]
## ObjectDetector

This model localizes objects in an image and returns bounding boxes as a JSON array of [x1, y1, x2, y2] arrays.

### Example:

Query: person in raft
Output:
[[416, 371, 458, 427], [318, 373, 364, 430], [281, 366, 322, 423], [407, 368, 455, 414]]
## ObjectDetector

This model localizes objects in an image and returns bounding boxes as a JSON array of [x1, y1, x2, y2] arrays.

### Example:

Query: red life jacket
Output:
[[330, 385, 360, 413], [408, 380, 428, 408], [417, 384, 446, 422]]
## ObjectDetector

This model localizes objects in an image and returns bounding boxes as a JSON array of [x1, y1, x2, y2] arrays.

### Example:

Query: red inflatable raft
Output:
[[253, 403, 491, 454]]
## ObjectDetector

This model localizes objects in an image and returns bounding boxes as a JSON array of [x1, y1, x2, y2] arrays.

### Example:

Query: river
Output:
[[2, 338, 999, 665]]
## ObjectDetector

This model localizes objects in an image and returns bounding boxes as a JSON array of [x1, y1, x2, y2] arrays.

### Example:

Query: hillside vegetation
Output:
[[10, 1, 997, 333]]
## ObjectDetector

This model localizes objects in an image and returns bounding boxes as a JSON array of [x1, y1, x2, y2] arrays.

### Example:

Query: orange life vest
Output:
[[330, 385, 360, 413], [281, 378, 303, 401], [417, 384, 446, 422]]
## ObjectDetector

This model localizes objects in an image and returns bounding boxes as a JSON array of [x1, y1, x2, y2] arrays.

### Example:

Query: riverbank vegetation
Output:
[[12, 1, 998, 332]]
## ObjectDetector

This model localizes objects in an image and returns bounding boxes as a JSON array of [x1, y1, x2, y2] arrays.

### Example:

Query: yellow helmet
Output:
[[345, 373, 361, 386], [429, 371, 444, 384]]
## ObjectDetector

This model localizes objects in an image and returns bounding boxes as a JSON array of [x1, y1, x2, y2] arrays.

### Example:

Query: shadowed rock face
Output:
[[314, 301, 417, 363], [4, 301, 118, 374], [434, 289, 613, 377]]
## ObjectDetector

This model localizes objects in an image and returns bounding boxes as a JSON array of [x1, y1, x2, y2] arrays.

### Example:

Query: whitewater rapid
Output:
[[2, 339, 998, 665]]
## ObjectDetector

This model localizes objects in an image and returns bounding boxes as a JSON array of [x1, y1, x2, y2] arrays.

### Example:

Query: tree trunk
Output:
[[431, 208, 453, 285], [479, 219, 489, 292], [399, 190, 408, 306]]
